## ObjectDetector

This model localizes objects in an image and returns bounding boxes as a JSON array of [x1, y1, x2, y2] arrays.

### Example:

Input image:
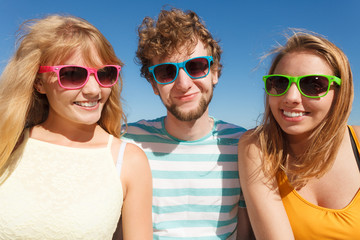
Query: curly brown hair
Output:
[[136, 8, 222, 84]]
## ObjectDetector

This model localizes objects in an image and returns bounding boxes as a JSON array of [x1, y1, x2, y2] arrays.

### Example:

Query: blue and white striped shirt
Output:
[[122, 116, 246, 239]]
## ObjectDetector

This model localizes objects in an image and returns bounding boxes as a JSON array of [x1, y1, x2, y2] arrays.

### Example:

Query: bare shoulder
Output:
[[123, 143, 147, 163], [111, 137, 147, 165], [238, 129, 261, 161], [239, 129, 257, 144], [112, 137, 147, 161], [122, 142, 150, 178]]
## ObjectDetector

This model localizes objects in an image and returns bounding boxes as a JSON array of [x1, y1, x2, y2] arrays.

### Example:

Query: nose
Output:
[[173, 68, 193, 91], [283, 83, 302, 104], [82, 74, 101, 95]]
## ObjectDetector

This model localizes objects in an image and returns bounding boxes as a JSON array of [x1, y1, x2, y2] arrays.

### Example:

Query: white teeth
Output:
[[283, 111, 305, 117], [74, 101, 98, 107]]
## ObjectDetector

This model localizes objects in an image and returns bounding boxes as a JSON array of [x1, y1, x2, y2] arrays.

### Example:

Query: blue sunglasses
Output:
[[148, 56, 213, 84]]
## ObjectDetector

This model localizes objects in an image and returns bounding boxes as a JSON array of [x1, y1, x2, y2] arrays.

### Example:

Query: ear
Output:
[[212, 71, 219, 85], [150, 81, 160, 95], [34, 78, 46, 94]]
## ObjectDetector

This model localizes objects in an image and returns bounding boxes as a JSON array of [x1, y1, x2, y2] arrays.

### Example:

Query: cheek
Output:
[[158, 85, 172, 97], [325, 90, 335, 108], [315, 99, 333, 118], [102, 88, 112, 101], [206, 80, 214, 91], [268, 97, 283, 123], [268, 96, 279, 113], [311, 91, 335, 115]]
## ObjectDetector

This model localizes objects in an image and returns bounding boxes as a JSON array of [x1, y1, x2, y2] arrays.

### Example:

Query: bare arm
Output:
[[237, 131, 294, 240], [119, 143, 153, 240]]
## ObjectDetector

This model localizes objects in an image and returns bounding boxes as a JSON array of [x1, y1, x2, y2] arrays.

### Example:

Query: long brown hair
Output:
[[255, 30, 353, 188]]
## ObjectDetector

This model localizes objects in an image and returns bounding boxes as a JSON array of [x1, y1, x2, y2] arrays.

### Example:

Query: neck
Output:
[[286, 132, 312, 157], [33, 116, 105, 145], [164, 110, 214, 141]]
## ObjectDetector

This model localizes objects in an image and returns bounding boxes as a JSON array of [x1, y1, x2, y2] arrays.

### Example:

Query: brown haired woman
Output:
[[238, 30, 360, 239]]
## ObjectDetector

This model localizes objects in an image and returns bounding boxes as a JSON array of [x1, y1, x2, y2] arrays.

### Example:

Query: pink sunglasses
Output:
[[38, 65, 121, 90]]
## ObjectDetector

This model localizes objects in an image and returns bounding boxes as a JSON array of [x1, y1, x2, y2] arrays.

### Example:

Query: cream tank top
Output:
[[0, 129, 125, 239]]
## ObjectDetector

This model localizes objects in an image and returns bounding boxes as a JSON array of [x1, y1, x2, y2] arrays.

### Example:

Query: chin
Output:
[[168, 99, 209, 121], [281, 126, 313, 138], [76, 115, 102, 126]]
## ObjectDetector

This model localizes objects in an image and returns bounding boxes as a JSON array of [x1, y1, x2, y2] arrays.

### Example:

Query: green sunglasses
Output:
[[263, 74, 342, 98]]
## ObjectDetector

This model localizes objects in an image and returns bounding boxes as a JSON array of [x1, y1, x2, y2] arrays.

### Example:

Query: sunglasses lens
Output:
[[185, 58, 209, 78], [154, 64, 177, 83], [97, 66, 118, 86], [299, 76, 329, 96], [59, 67, 88, 88], [265, 76, 289, 95]]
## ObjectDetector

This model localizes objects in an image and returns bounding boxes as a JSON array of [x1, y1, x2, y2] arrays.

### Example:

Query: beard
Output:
[[160, 87, 214, 122]]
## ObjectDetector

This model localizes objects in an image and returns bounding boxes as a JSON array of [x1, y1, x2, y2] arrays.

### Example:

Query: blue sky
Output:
[[1, 0, 359, 129]]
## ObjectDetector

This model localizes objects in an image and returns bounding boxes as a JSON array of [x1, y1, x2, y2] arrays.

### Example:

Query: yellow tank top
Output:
[[277, 126, 360, 239]]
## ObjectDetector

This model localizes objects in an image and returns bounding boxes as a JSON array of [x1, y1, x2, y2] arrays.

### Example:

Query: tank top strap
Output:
[[116, 141, 127, 177], [107, 135, 114, 149], [348, 125, 360, 171]]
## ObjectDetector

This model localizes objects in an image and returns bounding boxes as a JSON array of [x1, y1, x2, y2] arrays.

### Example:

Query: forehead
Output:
[[274, 50, 333, 76], [152, 40, 209, 65], [58, 44, 104, 67]]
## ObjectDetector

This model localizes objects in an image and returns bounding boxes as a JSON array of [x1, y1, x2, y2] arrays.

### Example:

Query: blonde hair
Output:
[[136, 8, 222, 83], [255, 30, 353, 188], [0, 14, 126, 180]]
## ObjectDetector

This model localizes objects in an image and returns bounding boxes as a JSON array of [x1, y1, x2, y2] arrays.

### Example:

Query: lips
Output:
[[176, 93, 198, 101]]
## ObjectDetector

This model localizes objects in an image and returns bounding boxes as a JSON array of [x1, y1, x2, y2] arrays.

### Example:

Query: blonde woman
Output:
[[0, 15, 152, 239], [238, 31, 360, 239]]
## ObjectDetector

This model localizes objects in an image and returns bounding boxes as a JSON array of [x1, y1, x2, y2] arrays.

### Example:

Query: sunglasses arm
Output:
[[38, 66, 57, 74]]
